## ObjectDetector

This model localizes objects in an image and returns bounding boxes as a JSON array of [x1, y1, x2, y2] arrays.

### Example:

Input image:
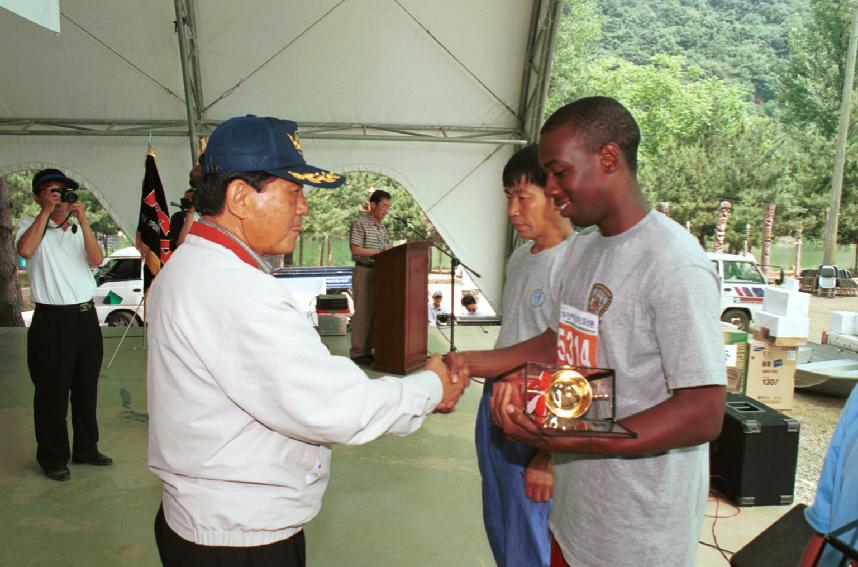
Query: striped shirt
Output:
[[349, 213, 389, 266]]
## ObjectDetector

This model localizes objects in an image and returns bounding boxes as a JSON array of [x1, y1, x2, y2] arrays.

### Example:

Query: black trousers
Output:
[[27, 303, 103, 471], [154, 506, 306, 567]]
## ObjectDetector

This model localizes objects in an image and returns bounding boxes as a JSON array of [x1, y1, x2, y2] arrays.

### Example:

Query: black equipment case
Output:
[[710, 392, 800, 507]]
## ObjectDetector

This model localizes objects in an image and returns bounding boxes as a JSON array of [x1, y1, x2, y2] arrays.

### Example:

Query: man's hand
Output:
[[443, 351, 471, 385], [69, 200, 87, 221], [38, 188, 61, 214], [426, 354, 467, 413], [490, 380, 553, 451], [524, 450, 553, 502]]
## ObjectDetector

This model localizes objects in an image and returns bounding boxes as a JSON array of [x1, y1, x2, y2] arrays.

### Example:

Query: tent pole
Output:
[[174, 0, 199, 163]]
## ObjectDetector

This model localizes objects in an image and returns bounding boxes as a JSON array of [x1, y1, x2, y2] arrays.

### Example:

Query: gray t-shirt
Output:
[[495, 237, 572, 349], [549, 210, 726, 567]]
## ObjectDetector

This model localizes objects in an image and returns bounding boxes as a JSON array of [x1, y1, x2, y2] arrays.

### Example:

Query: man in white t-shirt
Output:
[[447, 97, 726, 566], [15, 168, 112, 482], [475, 144, 573, 567]]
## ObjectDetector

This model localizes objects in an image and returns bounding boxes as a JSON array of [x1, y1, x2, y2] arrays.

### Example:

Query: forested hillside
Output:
[[548, 0, 857, 265], [596, 0, 808, 103]]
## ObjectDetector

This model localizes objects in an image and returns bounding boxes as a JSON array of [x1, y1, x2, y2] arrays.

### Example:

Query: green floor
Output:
[[0, 326, 497, 566]]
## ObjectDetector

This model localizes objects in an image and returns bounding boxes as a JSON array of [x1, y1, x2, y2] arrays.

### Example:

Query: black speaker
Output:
[[710, 393, 800, 506]]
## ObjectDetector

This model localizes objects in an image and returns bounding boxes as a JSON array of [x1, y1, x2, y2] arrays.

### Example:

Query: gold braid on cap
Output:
[[288, 171, 342, 184], [287, 133, 303, 155]]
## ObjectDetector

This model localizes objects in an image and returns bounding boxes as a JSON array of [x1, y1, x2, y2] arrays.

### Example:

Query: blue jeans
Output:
[[476, 384, 552, 567]]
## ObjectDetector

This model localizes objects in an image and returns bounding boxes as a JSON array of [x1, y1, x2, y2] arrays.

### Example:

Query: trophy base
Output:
[[534, 415, 637, 438]]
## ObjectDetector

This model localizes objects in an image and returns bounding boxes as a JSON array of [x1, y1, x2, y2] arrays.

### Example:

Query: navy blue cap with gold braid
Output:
[[202, 115, 345, 189]]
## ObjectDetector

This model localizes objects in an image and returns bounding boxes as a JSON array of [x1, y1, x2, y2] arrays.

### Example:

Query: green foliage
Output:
[[777, 0, 858, 246], [778, 0, 854, 138], [6, 171, 40, 221], [594, 0, 808, 103], [302, 171, 442, 265], [547, 0, 857, 249]]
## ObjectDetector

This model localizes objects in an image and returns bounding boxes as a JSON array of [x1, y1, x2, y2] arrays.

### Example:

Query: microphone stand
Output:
[[390, 216, 481, 352]]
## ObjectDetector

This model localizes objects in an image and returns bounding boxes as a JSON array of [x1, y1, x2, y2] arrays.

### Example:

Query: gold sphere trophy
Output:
[[523, 362, 636, 437]]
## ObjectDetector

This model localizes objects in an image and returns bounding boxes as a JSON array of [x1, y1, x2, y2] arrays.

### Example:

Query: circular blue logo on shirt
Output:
[[531, 289, 545, 307]]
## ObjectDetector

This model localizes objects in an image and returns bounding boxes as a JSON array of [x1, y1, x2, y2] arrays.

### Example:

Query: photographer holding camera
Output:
[[169, 188, 196, 251], [15, 168, 112, 482]]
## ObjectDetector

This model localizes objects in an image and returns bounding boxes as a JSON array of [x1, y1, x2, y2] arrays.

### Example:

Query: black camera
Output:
[[52, 187, 78, 204], [179, 197, 193, 212]]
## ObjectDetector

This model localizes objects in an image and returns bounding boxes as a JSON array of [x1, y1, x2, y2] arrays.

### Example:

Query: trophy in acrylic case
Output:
[[523, 362, 636, 437]]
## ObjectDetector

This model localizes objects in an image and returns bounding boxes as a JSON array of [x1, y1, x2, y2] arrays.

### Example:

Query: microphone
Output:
[[390, 214, 410, 226]]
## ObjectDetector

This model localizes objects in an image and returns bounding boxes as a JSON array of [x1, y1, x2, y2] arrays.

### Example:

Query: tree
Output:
[[595, 0, 808, 104], [779, 0, 855, 139], [778, 0, 858, 258], [0, 177, 25, 326]]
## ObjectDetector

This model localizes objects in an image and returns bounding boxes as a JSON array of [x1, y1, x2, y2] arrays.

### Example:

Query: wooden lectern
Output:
[[372, 241, 431, 374]]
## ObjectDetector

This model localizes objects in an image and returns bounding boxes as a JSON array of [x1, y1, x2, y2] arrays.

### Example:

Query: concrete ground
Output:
[[0, 300, 852, 566]]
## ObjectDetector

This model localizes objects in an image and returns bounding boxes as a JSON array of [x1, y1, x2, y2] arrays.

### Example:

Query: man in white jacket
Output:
[[147, 115, 464, 566]]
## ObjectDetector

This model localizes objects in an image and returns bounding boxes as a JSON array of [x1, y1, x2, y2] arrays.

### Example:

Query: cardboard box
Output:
[[753, 310, 810, 339], [744, 339, 797, 410], [825, 330, 858, 353], [830, 311, 858, 335], [722, 327, 749, 393], [762, 287, 810, 318]]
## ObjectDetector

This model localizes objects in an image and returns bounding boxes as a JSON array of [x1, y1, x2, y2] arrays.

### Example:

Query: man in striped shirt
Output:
[[348, 189, 392, 364]]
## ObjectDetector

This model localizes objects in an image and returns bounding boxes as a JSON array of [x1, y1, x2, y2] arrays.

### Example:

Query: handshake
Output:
[[423, 351, 474, 414]]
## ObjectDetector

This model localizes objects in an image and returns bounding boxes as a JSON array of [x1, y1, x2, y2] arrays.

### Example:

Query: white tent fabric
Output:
[[0, 0, 552, 309], [0, 0, 60, 32]]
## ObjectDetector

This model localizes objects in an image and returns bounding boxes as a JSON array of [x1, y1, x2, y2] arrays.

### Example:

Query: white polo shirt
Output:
[[15, 216, 96, 305]]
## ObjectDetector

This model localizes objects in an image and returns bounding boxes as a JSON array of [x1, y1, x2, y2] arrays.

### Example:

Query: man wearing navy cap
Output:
[[146, 115, 466, 566], [16, 168, 112, 482]]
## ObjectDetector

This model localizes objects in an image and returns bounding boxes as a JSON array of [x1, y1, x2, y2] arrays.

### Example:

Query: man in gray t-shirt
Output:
[[447, 97, 726, 567]]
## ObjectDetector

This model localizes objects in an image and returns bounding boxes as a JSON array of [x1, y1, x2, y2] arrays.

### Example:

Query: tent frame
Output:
[[0, 0, 561, 153]]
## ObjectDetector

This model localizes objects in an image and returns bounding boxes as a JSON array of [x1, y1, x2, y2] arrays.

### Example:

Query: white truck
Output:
[[708, 252, 778, 331]]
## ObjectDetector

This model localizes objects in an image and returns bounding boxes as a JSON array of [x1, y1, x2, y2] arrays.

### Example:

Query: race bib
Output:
[[557, 304, 599, 368]]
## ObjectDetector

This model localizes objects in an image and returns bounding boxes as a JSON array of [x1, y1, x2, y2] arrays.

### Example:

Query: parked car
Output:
[[92, 246, 145, 326]]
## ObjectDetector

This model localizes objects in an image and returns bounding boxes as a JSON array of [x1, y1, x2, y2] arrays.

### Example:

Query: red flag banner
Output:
[[137, 152, 172, 289]]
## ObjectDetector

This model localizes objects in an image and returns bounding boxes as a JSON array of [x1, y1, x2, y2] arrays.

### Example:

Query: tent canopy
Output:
[[0, 0, 562, 308]]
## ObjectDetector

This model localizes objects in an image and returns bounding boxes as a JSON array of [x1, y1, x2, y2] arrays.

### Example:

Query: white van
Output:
[[92, 247, 145, 326], [708, 252, 773, 331]]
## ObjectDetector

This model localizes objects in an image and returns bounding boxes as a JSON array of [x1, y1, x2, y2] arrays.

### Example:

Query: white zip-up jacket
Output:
[[147, 234, 442, 547]]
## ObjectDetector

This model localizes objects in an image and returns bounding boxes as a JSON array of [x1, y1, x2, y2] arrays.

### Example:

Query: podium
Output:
[[372, 241, 431, 374]]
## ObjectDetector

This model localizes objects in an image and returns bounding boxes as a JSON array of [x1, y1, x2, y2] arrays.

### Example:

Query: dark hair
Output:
[[502, 144, 547, 188], [370, 189, 391, 204], [461, 295, 476, 306], [193, 171, 275, 216], [541, 96, 640, 172]]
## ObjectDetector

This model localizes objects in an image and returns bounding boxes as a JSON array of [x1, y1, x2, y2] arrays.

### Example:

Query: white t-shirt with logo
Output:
[[548, 210, 726, 567], [495, 237, 572, 349], [15, 216, 96, 305]]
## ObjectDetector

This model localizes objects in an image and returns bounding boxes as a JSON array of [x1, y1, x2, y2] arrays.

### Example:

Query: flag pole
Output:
[[106, 296, 146, 368]]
